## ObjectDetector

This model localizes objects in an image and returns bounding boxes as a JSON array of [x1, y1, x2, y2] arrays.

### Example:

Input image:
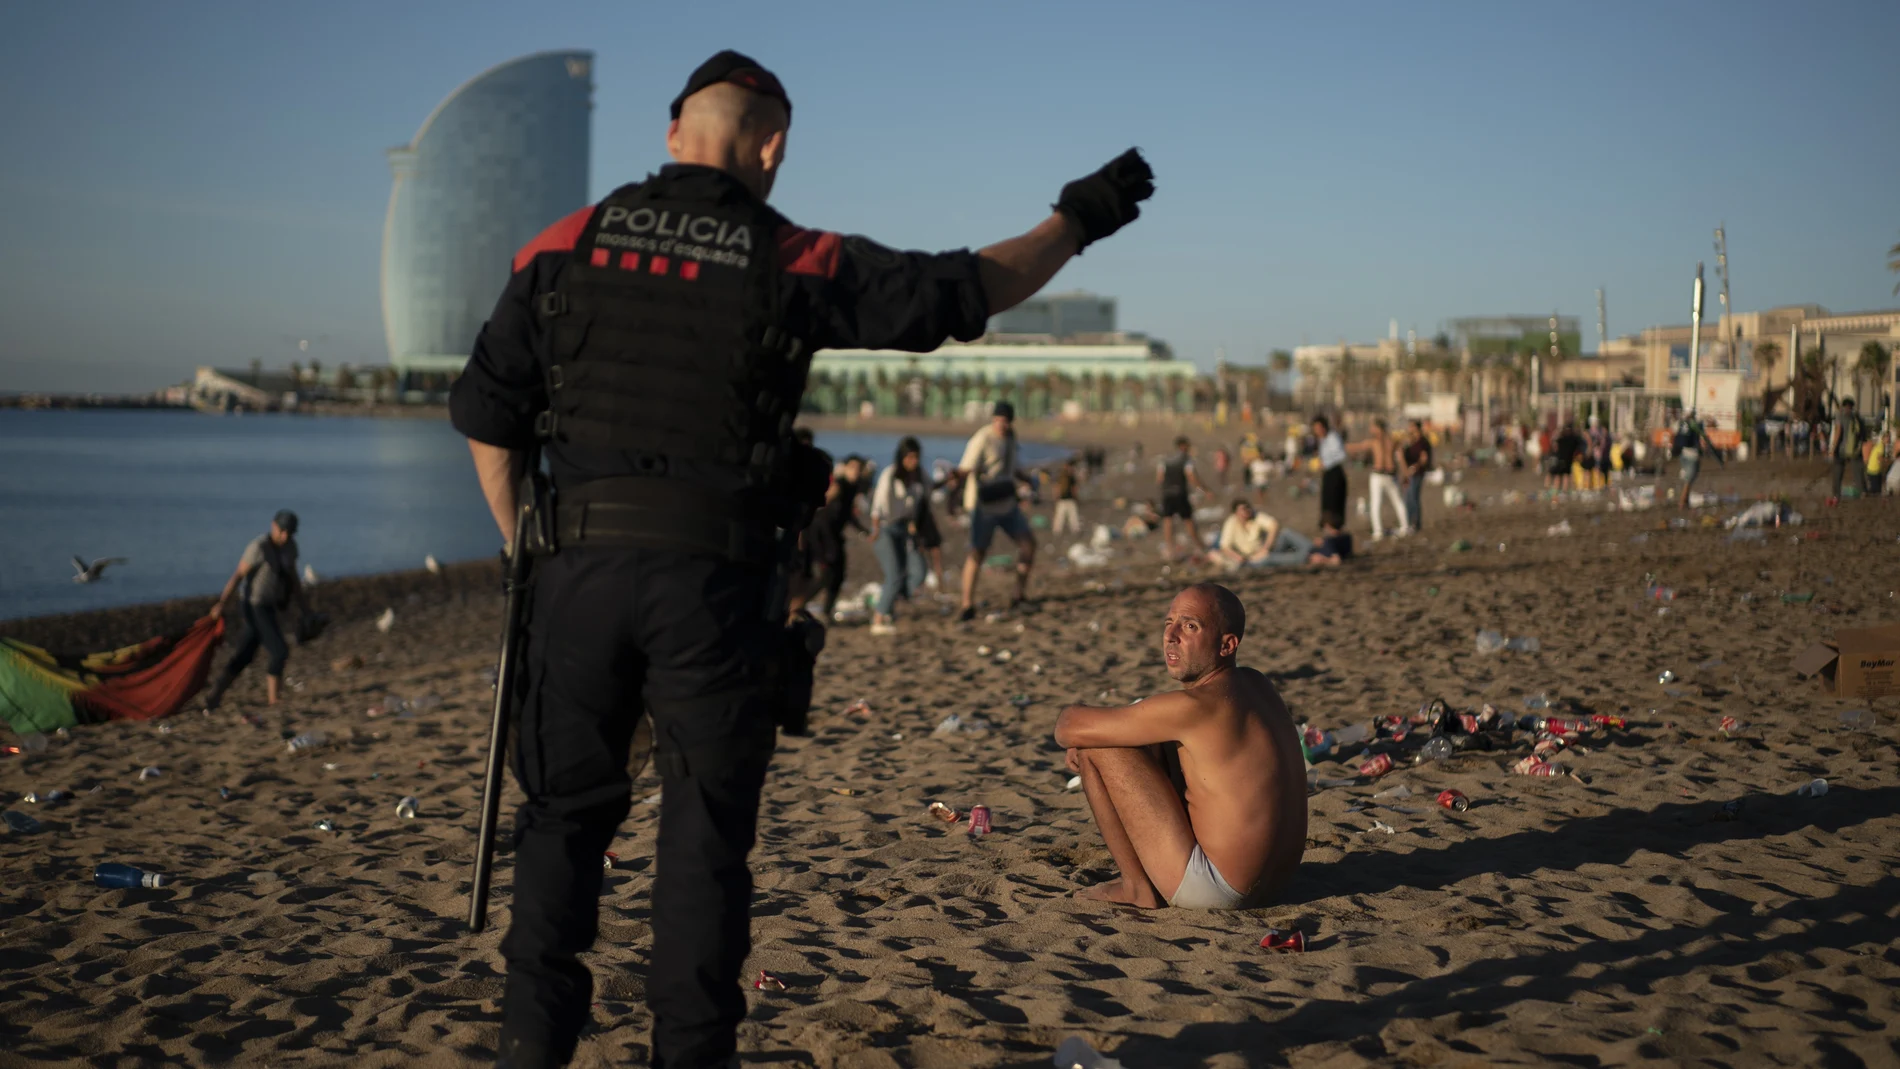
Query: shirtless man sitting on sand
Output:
[[1054, 583, 1306, 909]]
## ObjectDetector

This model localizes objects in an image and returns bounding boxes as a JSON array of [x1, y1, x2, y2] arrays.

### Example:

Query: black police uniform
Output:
[[450, 165, 990, 1069]]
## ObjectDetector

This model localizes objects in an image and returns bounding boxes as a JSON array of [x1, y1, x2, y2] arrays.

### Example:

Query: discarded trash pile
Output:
[[1301, 696, 1631, 787]]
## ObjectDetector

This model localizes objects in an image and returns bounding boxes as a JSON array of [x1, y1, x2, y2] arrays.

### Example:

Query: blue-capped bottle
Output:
[[94, 863, 168, 889]]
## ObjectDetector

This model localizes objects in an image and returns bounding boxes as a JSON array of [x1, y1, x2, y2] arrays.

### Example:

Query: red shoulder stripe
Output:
[[512, 206, 595, 272], [777, 225, 842, 279]]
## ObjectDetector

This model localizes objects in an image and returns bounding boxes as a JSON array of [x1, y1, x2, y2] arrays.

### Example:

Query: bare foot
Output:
[[1074, 877, 1165, 909]]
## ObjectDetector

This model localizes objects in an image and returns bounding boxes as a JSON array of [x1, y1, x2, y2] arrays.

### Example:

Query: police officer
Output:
[[450, 50, 1154, 1069]]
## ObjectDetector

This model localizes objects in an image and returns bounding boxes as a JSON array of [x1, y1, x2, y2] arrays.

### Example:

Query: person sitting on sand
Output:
[[1054, 583, 1307, 909], [1307, 512, 1353, 566], [1210, 500, 1316, 569], [1122, 500, 1162, 539]]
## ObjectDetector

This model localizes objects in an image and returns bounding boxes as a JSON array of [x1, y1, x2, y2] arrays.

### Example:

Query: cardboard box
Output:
[[1793, 623, 1900, 699]]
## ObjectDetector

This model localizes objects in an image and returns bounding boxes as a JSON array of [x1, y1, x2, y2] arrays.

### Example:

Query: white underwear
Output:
[[1169, 845, 1259, 910]]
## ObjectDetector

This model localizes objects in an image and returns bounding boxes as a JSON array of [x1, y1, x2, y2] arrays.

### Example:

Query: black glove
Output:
[[1054, 148, 1154, 250]]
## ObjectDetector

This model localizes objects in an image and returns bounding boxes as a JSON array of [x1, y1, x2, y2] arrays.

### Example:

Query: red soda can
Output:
[[1259, 928, 1305, 952], [1718, 716, 1740, 737], [1457, 713, 1482, 735], [1436, 789, 1469, 812], [1358, 753, 1394, 778], [1548, 717, 1591, 735], [1512, 756, 1561, 777], [967, 804, 993, 835], [1590, 714, 1627, 730]]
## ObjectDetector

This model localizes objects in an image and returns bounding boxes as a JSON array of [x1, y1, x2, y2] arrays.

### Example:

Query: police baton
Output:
[[468, 470, 542, 933]]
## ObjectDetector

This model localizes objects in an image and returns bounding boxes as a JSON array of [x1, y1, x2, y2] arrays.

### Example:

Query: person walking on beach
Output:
[[1051, 458, 1082, 536], [1553, 421, 1584, 492], [1399, 419, 1432, 533], [1826, 399, 1864, 502], [1056, 583, 1306, 909], [958, 401, 1039, 620], [868, 438, 928, 635], [202, 510, 306, 710], [1156, 436, 1207, 560], [1672, 410, 1722, 508], [1350, 419, 1409, 541], [449, 47, 1154, 1069], [808, 455, 868, 619], [1312, 416, 1347, 534]]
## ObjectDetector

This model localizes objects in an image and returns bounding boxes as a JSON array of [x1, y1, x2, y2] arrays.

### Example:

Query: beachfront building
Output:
[[803, 290, 1184, 418], [380, 51, 593, 383], [1620, 305, 1900, 413]]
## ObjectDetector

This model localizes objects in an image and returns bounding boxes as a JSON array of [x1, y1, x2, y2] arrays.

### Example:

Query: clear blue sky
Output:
[[3, 0, 1895, 393]]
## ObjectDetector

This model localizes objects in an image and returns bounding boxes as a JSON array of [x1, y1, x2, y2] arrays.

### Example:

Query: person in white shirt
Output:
[[1211, 500, 1314, 569], [957, 400, 1035, 620], [869, 437, 929, 635]]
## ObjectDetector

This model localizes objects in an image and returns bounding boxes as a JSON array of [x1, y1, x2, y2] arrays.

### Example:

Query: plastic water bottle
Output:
[[4, 810, 44, 834], [286, 732, 328, 754], [1474, 630, 1506, 653], [1333, 723, 1370, 746], [1417, 736, 1455, 763], [95, 863, 168, 888], [395, 796, 420, 820], [1504, 636, 1541, 652]]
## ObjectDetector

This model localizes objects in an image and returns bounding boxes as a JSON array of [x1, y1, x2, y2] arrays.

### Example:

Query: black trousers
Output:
[[1319, 465, 1348, 527], [222, 601, 288, 679], [500, 547, 779, 1069]]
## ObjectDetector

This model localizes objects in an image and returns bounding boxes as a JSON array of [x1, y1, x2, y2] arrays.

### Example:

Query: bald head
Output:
[[1183, 582, 1246, 642], [668, 83, 789, 199]]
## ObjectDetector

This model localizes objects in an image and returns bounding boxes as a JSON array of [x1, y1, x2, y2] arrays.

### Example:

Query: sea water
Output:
[[0, 409, 1064, 620]]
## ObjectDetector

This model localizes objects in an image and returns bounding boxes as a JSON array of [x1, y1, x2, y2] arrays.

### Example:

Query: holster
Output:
[[518, 469, 558, 558]]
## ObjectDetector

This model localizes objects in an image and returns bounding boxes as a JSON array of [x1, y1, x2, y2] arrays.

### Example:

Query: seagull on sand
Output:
[[71, 556, 127, 583], [375, 608, 396, 634]]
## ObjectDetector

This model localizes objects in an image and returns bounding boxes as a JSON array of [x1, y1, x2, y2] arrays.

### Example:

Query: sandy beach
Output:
[[3, 439, 1897, 1068]]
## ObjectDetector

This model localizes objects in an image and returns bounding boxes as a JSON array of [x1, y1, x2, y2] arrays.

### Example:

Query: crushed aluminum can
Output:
[[1259, 928, 1305, 953], [1590, 714, 1627, 730], [843, 698, 872, 717], [602, 851, 618, 870], [1512, 757, 1562, 777], [926, 801, 960, 823], [1533, 736, 1566, 759], [1658, 670, 1677, 684], [1436, 789, 1469, 812], [1718, 716, 1741, 737], [967, 804, 993, 835], [1541, 718, 1591, 736], [753, 970, 786, 991], [1358, 753, 1394, 778], [314, 819, 338, 832], [1456, 713, 1482, 735]]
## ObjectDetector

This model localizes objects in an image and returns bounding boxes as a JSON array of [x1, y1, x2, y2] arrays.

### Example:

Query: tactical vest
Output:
[[532, 175, 823, 561]]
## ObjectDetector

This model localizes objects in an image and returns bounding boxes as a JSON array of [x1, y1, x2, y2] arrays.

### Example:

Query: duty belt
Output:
[[552, 477, 774, 564]]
